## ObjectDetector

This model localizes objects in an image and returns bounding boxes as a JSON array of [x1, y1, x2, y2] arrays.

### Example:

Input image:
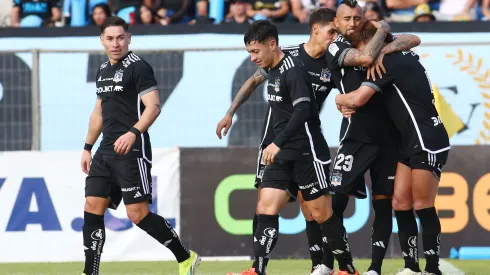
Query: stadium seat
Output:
[[117, 6, 136, 23], [209, 0, 225, 24]]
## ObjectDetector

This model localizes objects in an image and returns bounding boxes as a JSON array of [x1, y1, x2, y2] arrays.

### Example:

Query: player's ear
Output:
[[334, 17, 339, 28], [127, 32, 132, 45], [269, 38, 277, 49]]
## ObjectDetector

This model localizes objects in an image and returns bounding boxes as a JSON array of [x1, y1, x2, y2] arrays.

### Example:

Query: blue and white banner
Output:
[[0, 148, 180, 262], [0, 33, 489, 150]]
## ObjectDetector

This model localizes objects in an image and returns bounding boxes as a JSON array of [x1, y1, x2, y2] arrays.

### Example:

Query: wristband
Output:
[[84, 143, 93, 151], [129, 127, 141, 136]]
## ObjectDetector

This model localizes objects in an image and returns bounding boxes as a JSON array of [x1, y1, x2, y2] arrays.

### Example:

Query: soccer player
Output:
[[324, 1, 421, 275], [80, 16, 200, 275], [227, 20, 359, 275], [217, 8, 339, 275], [335, 43, 450, 275]]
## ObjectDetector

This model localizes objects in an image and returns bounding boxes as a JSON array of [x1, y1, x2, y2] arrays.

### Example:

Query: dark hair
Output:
[[135, 4, 158, 25], [100, 16, 128, 33], [243, 20, 279, 45], [309, 8, 336, 30], [339, 0, 358, 8], [90, 3, 111, 25]]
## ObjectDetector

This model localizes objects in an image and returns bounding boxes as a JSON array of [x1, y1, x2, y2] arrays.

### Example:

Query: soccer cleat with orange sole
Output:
[[226, 267, 262, 275], [337, 270, 359, 275]]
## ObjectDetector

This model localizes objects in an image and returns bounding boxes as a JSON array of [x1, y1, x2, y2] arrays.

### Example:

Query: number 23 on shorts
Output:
[[334, 153, 354, 172]]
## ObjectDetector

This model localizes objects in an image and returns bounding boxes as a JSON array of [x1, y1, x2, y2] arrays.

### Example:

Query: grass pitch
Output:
[[0, 259, 485, 275]]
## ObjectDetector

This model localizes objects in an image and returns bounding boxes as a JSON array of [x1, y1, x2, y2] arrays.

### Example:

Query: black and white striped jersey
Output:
[[363, 51, 450, 158], [95, 51, 157, 161], [265, 54, 330, 163], [326, 34, 397, 144]]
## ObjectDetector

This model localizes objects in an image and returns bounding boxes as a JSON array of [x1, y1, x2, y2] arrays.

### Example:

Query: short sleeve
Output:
[[286, 66, 311, 106], [259, 68, 268, 78], [361, 55, 395, 92], [133, 61, 158, 96], [325, 41, 352, 70]]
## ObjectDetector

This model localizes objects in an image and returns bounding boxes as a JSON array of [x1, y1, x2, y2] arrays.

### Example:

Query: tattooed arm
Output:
[[381, 34, 421, 55], [342, 20, 391, 67], [226, 68, 266, 116], [216, 68, 266, 138]]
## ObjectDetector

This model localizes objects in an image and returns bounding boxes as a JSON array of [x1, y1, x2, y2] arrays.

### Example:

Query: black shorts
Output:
[[85, 152, 152, 209], [330, 140, 397, 199], [261, 159, 331, 202], [399, 150, 449, 180]]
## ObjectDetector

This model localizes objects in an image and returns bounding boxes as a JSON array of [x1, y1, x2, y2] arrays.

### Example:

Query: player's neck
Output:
[[270, 49, 285, 68], [304, 39, 326, 59]]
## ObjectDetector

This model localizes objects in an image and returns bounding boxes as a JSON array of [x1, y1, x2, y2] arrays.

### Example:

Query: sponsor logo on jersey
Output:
[[99, 61, 108, 70], [274, 77, 280, 92]]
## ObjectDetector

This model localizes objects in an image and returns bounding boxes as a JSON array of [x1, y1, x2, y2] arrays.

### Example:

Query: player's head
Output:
[[309, 8, 337, 49], [100, 16, 131, 62], [335, 0, 363, 39], [244, 20, 280, 68]]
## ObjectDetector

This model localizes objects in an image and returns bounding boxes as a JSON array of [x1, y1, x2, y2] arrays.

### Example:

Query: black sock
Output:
[[322, 194, 349, 270], [136, 212, 190, 263], [416, 207, 442, 275], [306, 220, 323, 271], [395, 209, 421, 272], [321, 214, 356, 274], [368, 199, 393, 274], [83, 211, 105, 275], [252, 214, 279, 275]]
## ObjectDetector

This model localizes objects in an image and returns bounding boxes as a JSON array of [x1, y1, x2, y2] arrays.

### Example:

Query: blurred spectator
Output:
[[291, 0, 337, 23], [109, 0, 150, 23], [380, 0, 440, 22], [483, 0, 490, 20], [355, 0, 377, 9], [189, 0, 214, 24], [11, 0, 61, 27], [224, 0, 253, 24], [439, 0, 476, 20], [363, 1, 383, 21], [134, 4, 158, 24], [413, 3, 436, 22], [63, 0, 108, 26], [89, 3, 111, 25], [246, 0, 290, 22], [157, 0, 192, 25]]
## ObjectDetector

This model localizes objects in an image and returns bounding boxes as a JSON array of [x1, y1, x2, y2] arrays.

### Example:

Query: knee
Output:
[[309, 204, 333, 224], [392, 195, 412, 211], [84, 197, 108, 215], [300, 200, 314, 221], [126, 203, 150, 224], [413, 198, 434, 211], [257, 199, 280, 215]]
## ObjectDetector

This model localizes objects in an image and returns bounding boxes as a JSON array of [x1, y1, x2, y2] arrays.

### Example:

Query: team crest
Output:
[[331, 172, 342, 186], [320, 68, 331, 82], [113, 70, 124, 83], [274, 78, 280, 92]]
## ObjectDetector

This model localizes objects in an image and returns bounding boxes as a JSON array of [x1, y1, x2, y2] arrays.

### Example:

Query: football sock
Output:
[[368, 199, 393, 274], [321, 214, 356, 274], [136, 212, 190, 263], [322, 194, 349, 270], [83, 211, 105, 275], [252, 214, 279, 275], [306, 220, 323, 270], [416, 207, 442, 275], [395, 209, 421, 272]]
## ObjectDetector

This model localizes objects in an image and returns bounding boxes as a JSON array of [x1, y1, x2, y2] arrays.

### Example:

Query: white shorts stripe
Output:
[[313, 161, 326, 189], [137, 158, 148, 194], [141, 159, 150, 194]]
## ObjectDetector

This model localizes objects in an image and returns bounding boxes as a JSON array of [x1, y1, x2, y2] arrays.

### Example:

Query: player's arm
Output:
[[335, 86, 377, 109], [131, 63, 160, 134], [342, 20, 391, 67], [274, 68, 312, 148], [216, 68, 266, 139], [368, 34, 421, 80], [85, 98, 103, 145]]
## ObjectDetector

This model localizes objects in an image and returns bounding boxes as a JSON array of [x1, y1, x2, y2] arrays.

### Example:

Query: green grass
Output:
[[0, 259, 485, 275]]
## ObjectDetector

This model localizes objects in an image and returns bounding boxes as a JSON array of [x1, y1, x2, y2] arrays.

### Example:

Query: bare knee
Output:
[[257, 199, 281, 215], [84, 197, 110, 215], [392, 195, 412, 211], [307, 195, 333, 224], [413, 196, 434, 210], [125, 202, 150, 224]]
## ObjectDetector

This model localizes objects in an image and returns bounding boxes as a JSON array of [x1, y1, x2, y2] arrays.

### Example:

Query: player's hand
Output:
[[262, 143, 280, 165], [341, 106, 356, 118], [367, 53, 386, 81], [367, 20, 391, 33], [81, 150, 92, 175], [216, 114, 233, 139], [114, 132, 136, 155]]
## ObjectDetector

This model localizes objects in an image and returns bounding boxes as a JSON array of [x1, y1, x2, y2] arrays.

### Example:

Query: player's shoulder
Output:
[[279, 55, 304, 74], [99, 61, 109, 71], [121, 52, 152, 70], [280, 44, 301, 57], [328, 34, 352, 57]]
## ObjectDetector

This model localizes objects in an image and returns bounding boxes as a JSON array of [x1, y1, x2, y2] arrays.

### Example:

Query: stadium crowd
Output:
[[2, 0, 489, 28]]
